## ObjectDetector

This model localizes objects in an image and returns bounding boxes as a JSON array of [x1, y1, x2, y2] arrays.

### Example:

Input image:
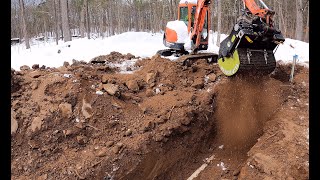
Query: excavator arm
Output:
[[189, 0, 211, 53], [242, 0, 274, 26]]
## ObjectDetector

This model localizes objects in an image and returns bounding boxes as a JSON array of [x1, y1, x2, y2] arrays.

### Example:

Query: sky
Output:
[[11, 31, 309, 71]]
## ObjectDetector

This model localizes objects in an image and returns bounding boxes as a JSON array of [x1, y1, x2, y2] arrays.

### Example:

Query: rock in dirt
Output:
[[146, 88, 154, 97], [206, 73, 217, 83], [63, 61, 70, 67], [180, 117, 191, 126], [112, 142, 124, 154], [124, 53, 135, 60], [126, 80, 139, 92], [103, 84, 120, 97], [112, 146, 120, 154], [75, 122, 85, 129], [59, 103, 73, 118], [29, 71, 41, 78], [37, 174, 48, 180], [124, 129, 132, 136], [116, 142, 124, 148], [31, 81, 40, 90], [233, 169, 240, 176], [82, 99, 92, 119], [142, 121, 155, 132], [28, 139, 40, 149], [146, 72, 157, 84], [96, 147, 108, 157], [63, 129, 72, 136], [30, 117, 43, 132], [76, 135, 88, 145], [11, 110, 18, 135], [101, 75, 109, 84], [192, 78, 205, 89], [20, 65, 30, 71], [32, 64, 40, 69], [106, 141, 114, 147]]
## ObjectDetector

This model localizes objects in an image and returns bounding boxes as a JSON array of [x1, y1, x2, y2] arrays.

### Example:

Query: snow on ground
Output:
[[11, 31, 309, 71]]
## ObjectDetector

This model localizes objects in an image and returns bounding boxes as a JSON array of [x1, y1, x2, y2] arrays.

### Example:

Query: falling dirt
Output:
[[11, 52, 309, 180], [214, 76, 284, 152]]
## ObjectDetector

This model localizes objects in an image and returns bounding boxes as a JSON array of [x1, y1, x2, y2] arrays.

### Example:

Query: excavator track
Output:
[[157, 49, 218, 67], [176, 53, 218, 66]]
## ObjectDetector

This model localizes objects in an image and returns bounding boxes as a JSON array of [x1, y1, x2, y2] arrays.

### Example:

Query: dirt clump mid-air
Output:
[[11, 52, 309, 180]]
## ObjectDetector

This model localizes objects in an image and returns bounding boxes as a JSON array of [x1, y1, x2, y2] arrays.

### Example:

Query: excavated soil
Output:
[[11, 52, 309, 180]]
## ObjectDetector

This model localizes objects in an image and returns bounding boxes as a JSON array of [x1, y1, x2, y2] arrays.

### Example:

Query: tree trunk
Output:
[[85, 0, 90, 39], [19, 0, 30, 49], [304, 5, 309, 42], [80, 1, 86, 38], [44, 17, 48, 41], [295, 0, 303, 40], [107, 2, 114, 36], [169, 0, 174, 19], [99, 8, 105, 38], [216, 0, 221, 47], [133, 0, 140, 32], [54, 0, 59, 45], [60, 0, 71, 42]]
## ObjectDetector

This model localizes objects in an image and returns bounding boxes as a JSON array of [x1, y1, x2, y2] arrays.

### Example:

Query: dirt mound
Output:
[[89, 51, 137, 64], [11, 52, 309, 180]]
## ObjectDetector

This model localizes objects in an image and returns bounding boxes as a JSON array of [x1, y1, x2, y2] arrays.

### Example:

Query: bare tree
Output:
[[85, 0, 90, 39], [60, 0, 72, 41], [11, 0, 310, 43], [54, 0, 59, 45], [295, 0, 303, 40], [216, 0, 221, 46], [79, 0, 85, 38], [304, 4, 309, 42], [19, 0, 30, 49]]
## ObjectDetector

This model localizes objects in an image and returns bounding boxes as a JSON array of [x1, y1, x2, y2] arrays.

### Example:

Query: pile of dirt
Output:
[[89, 51, 137, 64], [11, 52, 309, 180]]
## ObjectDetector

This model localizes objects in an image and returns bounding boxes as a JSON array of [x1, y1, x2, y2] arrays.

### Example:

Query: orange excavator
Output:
[[157, 0, 285, 76]]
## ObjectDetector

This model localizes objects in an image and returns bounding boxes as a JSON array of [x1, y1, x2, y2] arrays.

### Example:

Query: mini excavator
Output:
[[157, 0, 285, 76]]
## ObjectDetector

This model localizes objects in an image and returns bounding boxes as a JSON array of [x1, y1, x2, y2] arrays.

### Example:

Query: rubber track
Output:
[[237, 48, 276, 75], [176, 53, 218, 66]]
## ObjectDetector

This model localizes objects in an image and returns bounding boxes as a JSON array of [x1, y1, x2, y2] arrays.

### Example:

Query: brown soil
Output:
[[11, 52, 309, 180]]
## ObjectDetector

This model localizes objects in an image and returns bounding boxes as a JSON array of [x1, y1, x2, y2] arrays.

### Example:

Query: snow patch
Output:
[[106, 58, 140, 74], [96, 91, 104, 95], [11, 31, 309, 71], [217, 162, 227, 171]]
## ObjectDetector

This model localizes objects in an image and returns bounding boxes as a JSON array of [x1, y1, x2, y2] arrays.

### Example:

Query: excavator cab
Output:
[[157, 0, 217, 66], [160, 0, 210, 56]]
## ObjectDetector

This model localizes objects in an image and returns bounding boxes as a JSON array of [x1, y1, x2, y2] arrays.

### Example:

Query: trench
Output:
[[112, 66, 289, 180]]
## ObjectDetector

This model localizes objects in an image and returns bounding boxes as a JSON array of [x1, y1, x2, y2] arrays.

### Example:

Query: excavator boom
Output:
[[190, 0, 211, 52]]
